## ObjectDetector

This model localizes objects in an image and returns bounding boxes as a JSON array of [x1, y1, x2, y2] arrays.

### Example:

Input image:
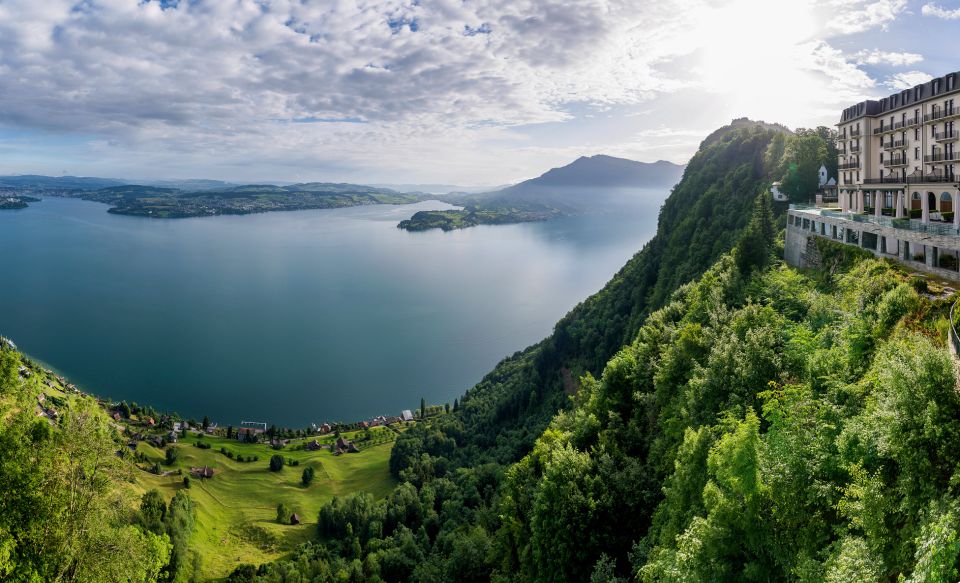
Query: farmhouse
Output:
[[190, 466, 215, 479], [304, 439, 324, 451], [401, 410, 413, 422], [333, 436, 359, 455]]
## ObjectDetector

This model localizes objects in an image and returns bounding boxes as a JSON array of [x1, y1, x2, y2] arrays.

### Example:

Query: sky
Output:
[[0, 0, 957, 186]]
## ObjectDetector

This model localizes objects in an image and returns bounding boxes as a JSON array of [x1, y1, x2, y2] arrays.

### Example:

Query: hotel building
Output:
[[786, 70, 960, 280]]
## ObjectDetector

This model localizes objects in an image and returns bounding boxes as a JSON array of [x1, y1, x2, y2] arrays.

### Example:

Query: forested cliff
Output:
[[220, 120, 935, 582]]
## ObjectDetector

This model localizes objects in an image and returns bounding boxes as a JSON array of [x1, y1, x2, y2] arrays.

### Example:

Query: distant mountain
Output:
[[373, 183, 511, 195], [400, 155, 685, 231], [504, 155, 685, 193], [0, 175, 126, 190]]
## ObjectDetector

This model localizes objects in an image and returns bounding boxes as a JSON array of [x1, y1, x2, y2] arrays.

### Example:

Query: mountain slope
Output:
[[418, 119, 793, 466]]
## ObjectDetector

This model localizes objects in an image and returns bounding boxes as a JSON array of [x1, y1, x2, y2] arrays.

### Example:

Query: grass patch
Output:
[[133, 433, 396, 580]]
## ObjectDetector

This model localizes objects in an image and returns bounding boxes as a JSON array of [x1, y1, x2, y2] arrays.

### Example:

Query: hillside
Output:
[[66, 182, 424, 218], [224, 120, 815, 578], [244, 201, 960, 581], [398, 155, 684, 231]]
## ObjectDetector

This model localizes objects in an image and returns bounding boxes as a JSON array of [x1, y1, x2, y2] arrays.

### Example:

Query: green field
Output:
[[133, 432, 398, 580]]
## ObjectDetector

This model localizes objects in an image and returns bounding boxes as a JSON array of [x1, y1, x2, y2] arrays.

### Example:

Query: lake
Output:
[[0, 193, 664, 427]]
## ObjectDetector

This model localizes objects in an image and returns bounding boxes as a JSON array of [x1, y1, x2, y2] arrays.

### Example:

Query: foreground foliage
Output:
[[0, 349, 171, 582]]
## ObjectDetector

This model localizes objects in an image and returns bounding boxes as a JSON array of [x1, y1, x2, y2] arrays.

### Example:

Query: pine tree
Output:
[[734, 191, 776, 275]]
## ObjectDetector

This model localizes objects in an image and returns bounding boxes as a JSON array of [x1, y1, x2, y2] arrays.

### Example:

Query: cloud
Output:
[[921, 3, 960, 19], [855, 49, 924, 66], [0, 0, 931, 183], [827, 0, 908, 33], [886, 70, 934, 90]]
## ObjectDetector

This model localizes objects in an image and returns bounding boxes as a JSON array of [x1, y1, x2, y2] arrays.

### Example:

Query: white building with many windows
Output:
[[786, 70, 960, 280]]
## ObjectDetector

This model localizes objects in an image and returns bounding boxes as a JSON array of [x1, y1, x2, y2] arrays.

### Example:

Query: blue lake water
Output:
[[0, 193, 663, 426]]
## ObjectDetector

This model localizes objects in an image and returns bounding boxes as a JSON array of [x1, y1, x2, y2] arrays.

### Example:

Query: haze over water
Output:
[[0, 194, 663, 426]]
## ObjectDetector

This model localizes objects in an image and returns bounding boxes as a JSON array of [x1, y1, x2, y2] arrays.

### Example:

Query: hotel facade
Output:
[[786, 70, 960, 280]]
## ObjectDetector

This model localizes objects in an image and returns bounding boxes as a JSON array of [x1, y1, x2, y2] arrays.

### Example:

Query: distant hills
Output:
[[0, 175, 126, 190], [1, 155, 686, 223], [399, 155, 686, 231]]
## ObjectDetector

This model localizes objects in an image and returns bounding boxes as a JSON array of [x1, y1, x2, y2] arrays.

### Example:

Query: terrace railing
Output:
[[789, 204, 960, 237]]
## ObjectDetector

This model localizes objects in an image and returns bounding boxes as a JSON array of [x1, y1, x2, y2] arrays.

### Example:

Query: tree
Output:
[[734, 192, 776, 275], [269, 454, 285, 472], [182, 476, 191, 489], [202, 415, 210, 430], [302, 466, 315, 486], [776, 130, 830, 202], [277, 503, 292, 524], [165, 446, 180, 466], [421, 397, 426, 419], [445, 402, 450, 414], [138, 489, 167, 534], [165, 490, 197, 580]]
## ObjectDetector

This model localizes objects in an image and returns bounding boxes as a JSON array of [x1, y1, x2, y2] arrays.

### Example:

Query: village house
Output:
[[236, 427, 261, 443], [304, 439, 324, 451], [290, 513, 300, 525], [401, 410, 414, 422], [319, 423, 332, 434], [189, 466, 215, 479], [333, 436, 359, 455], [167, 431, 179, 443]]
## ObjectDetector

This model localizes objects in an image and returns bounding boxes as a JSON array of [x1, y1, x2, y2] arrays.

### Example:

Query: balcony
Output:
[[883, 157, 909, 167], [934, 130, 959, 142], [849, 144, 862, 153], [838, 161, 860, 170], [837, 148, 847, 155], [862, 174, 956, 185], [850, 128, 862, 138], [924, 152, 960, 163], [924, 107, 959, 122], [872, 124, 895, 135], [881, 140, 904, 150], [863, 176, 905, 184]]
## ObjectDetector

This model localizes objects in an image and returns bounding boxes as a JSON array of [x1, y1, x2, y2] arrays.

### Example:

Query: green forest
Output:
[[5, 119, 956, 582]]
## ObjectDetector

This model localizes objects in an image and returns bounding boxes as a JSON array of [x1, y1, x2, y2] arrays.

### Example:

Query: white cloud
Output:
[[855, 49, 924, 66], [827, 0, 908, 33], [886, 70, 934, 90], [0, 0, 929, 183], [921, 3, 960, 19]]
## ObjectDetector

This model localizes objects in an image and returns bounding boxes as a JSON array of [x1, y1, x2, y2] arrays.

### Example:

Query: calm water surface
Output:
[[0, 194, 663, 426]]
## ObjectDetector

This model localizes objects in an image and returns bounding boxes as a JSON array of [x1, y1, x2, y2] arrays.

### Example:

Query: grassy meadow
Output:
[[133, 431, 398, 580]]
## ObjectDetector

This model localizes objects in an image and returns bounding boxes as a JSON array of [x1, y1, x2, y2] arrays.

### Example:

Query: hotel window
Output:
[[916, 147, 920, 159], [934, 79, 942, 93], [916, 128, 921, 140], [949, 75, 956, 91]]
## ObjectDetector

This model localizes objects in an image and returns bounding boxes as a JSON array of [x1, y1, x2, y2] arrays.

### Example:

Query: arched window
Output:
[[941, 192, 953, 213], [885, 191, 894, 208], [912, 191, 921, 210]]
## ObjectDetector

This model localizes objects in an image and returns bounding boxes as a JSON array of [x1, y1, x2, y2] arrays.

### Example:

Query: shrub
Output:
[[183, 476, 191, 489], [302, 466, 315, 486], [276, 503, 292, 524], [165, 447, 180, 466], [269, 454, 284, 472]]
